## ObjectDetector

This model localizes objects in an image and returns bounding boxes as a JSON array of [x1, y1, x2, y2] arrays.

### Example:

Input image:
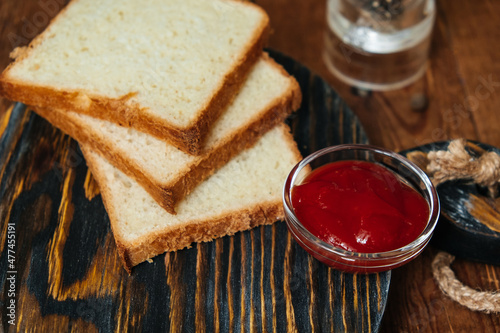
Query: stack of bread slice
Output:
[[0, 0, 303, 273]]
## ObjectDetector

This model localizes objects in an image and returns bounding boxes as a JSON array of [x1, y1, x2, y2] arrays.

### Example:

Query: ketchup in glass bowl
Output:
[[283, 144, 440, 273]]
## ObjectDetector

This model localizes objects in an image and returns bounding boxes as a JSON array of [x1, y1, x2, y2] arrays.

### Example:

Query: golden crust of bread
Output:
[[119, 203, 284, 274], [0, 1, 270, 155]]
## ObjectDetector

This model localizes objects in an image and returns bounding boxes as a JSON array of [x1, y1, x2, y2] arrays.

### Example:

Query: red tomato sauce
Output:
[[291, 160, 429, 253]]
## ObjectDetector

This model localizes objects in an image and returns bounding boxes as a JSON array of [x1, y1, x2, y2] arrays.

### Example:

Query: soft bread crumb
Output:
[[32, 54, 301, 214], [83, 125, 301, 268], [68, 57, 295, 183], [9, 47, 27, 60]]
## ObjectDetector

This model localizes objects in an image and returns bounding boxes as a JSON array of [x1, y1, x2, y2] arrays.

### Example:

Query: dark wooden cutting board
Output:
[[0, 51, 391, 332]]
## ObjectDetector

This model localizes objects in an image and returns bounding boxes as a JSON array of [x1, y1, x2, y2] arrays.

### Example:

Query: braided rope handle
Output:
[[412, 139, 500, 313], [432, 252, 500, 313]]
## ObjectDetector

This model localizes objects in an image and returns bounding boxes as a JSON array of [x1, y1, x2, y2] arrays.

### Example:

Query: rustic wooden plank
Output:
[[253, 1, 500, 331], [2, 0, 500, 332]]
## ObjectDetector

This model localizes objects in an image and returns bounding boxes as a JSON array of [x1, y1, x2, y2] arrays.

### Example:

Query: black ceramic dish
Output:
[[400, 140, 500, 266]]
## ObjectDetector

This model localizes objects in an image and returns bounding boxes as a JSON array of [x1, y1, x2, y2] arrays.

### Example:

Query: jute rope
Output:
[[427, 138, 500, 197], [432, 252, 500, 313], [425, 139, 500, 313]]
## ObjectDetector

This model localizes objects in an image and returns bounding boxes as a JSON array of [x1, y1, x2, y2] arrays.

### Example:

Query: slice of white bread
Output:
[[82, 124, 302, 273], [0, 0, 270, 154], [32, 55, 301, 214]]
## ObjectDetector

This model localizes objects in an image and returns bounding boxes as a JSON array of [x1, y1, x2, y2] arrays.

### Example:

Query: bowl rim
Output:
[[282, 144, 440, 261]]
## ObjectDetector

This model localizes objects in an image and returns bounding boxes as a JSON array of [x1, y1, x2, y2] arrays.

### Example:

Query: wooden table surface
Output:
[[1, 0, 499, 332]]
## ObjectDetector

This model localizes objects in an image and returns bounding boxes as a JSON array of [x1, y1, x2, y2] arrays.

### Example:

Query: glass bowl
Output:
[[283, 144, 440, 273]]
